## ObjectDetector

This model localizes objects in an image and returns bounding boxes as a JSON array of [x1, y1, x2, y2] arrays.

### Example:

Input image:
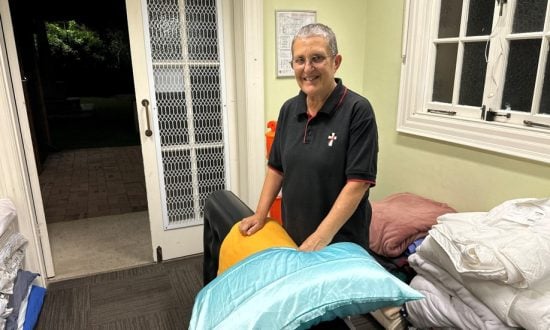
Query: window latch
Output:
[[427, 109, 456, 116], [483, 107, 511, 121], [524, 120, 550, 129]]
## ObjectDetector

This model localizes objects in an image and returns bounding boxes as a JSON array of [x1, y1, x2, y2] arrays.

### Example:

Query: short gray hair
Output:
[[292, 23, 338, 56]]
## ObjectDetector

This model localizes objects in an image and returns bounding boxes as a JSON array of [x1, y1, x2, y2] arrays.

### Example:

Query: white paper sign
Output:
[[276, 11, 316, 77]]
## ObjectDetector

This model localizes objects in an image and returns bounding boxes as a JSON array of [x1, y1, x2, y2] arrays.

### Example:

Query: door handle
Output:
[[141, 99, 153, 137]]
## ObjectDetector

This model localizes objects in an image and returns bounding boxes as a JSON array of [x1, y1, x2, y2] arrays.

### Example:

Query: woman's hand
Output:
[[298, 231, 332, 252], [239, 214, 267, 236], [298, 181, 370, 251]]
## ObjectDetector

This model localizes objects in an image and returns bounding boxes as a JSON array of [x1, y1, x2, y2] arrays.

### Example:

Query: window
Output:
[[398, 0, 550, 163]]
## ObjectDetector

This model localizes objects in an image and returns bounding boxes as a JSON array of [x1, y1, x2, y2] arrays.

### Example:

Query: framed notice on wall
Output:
[[276, 10, 316, 77]]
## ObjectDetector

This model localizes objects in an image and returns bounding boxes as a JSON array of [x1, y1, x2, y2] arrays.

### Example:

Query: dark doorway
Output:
[[9, 0, 147, 223], [10, 0, 139, 157], [9, 0, 152, 279]]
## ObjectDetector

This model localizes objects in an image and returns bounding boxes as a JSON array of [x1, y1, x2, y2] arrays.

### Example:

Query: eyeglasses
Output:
[[289, 54, 334, 68]]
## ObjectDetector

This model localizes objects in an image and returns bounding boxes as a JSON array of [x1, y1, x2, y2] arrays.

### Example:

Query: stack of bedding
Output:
[[406, 198, 550, 330], [367, 193, 456, 327], [0, 199, 46, 330]]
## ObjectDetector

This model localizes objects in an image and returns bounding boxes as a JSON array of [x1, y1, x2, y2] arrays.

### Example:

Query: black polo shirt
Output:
[[268, 78, 378, 249]]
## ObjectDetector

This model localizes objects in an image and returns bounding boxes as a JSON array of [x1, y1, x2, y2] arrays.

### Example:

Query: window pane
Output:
[[148, 1, 183, 61], [433, 43, 458, 103], [162, 149, 194, 221], [513, 0, 547, 33], [190, 65, 223, 143], [539, 40, 550, 115], [185, 0, 219, 61], [502, 39, 541, 112], [459, 42, 488, 106], [466, 0, 495, 36], [438, 0, 463, 38], [157, 91, 189, 146]]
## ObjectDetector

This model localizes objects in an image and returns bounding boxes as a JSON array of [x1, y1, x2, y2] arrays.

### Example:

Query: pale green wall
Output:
[[263, 1, 550, 211]]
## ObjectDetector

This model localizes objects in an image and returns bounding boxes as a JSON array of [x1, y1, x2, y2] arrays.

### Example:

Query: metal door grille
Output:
[[146, 0, 227, 228]]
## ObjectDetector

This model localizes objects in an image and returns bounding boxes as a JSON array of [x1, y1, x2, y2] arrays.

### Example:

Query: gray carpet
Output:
[[36, 255, 202, 330], [36, 255, 383, 330]]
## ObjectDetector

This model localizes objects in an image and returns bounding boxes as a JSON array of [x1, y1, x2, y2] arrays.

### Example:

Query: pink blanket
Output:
[[369, 193, 455, 257]]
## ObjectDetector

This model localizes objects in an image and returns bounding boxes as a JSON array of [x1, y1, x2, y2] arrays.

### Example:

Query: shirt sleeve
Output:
[[267, 105, 286, 174], [345, 99, 378, 185]]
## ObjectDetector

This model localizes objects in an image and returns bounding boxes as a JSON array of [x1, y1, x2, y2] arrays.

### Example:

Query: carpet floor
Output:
[[36, 255, 203, 330]]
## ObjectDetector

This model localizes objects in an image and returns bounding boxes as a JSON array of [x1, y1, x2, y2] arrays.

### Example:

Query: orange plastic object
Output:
[[270, 196, 282, 225], [265, 120, 282, 224], [265, 120, 277, 159]]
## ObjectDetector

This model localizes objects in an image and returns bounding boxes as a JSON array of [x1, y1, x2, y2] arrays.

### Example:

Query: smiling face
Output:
[[291, 36, 342, 100]]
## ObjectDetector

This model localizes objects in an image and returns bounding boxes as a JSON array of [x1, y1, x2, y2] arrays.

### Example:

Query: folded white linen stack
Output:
[[407, 198, 550, 330], [0, 199, 29, 329], [430, 198, 550, 289]]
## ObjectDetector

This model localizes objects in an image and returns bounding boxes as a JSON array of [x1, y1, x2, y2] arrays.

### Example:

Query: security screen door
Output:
[[126, 0, 230, 260]]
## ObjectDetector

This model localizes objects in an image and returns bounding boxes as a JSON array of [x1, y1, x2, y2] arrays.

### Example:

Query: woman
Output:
[[239, 23, 378, 253]]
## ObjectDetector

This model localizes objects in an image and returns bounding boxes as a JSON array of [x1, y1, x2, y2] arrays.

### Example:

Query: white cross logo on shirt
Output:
[[328, 132, 337, 147]]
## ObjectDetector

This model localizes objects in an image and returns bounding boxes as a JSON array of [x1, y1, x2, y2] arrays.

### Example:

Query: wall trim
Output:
[[233, 0, 266, 208]]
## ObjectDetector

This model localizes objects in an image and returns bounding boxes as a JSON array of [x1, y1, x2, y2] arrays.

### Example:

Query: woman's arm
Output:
[[298, 181, 370, 251], [239, 168, 283, 236]]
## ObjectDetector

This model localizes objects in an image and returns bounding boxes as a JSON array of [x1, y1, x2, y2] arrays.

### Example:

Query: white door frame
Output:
[[232, 0, 266, 208], [0, 0, 264, 281], [0, 0, 54, 282]]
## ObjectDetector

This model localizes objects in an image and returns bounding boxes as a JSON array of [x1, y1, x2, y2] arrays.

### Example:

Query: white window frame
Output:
[[397, 0, 550, 164]]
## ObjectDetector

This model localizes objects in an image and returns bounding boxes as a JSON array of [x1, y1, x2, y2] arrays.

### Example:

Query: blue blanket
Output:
[[190, 242, 423, 329]]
